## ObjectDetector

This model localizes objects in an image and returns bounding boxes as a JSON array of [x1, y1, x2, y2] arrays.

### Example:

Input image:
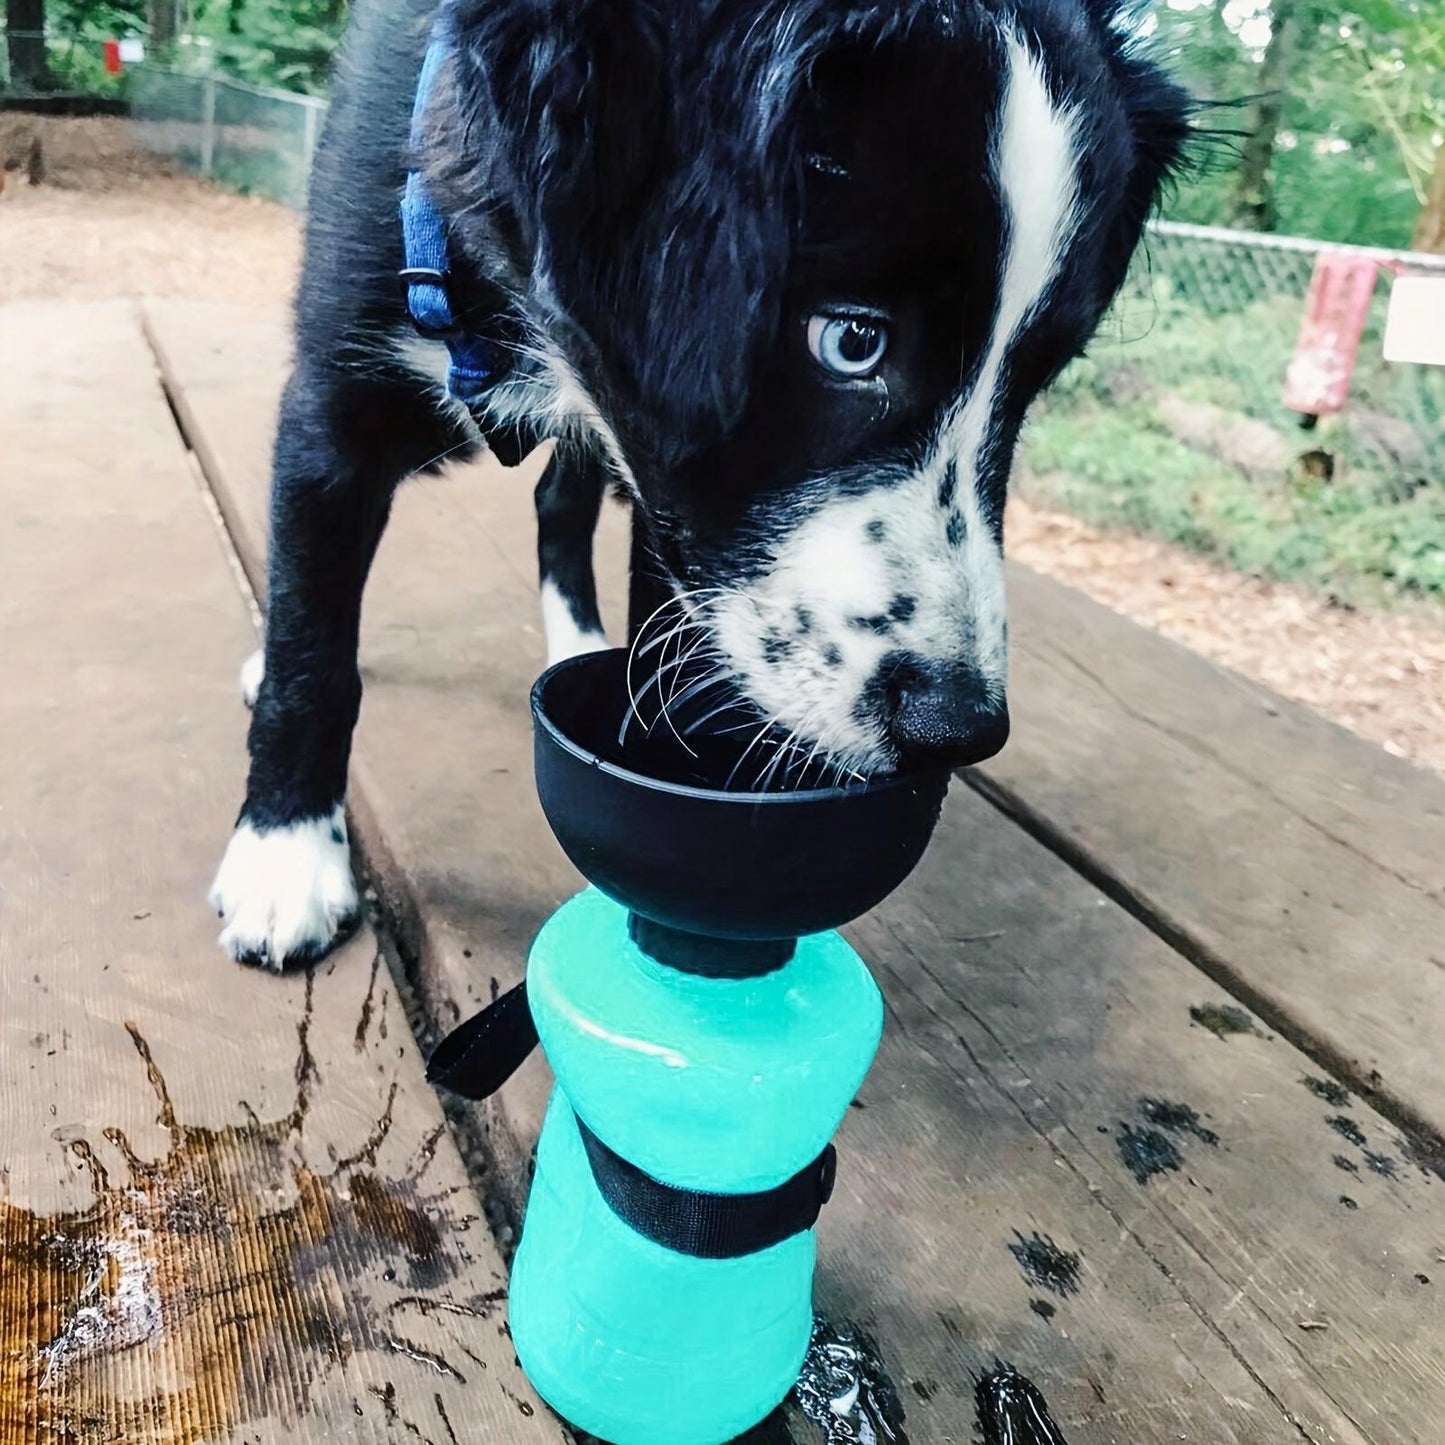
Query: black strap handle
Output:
[[426, 982, 539, 1100], [575, 1114, 836, 1259]]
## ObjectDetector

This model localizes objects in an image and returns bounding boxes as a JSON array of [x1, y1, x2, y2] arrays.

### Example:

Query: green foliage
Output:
[[39, 0, 143, 93], [183, 0, 344, 95], [1024, 399, 1445, 605], [1153, 0, 1445, 249], [1021, 3, 1445, 609], [33, 0, 345, 94]]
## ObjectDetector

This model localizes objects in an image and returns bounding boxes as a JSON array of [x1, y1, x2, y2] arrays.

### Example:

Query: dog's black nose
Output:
[[881, 655, 1010, 769]]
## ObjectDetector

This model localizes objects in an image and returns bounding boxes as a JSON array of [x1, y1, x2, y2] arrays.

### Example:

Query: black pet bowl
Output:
[[532, 650, 950, 943]]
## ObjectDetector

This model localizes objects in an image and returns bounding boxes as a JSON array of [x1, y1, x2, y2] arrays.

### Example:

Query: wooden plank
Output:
[[0, 301, 558, 1444], [979, 570, 1445, 1142], [140, 302, 631, 1200], [146, 302, 1445, 1443], [849, 787, 1445, 1445]]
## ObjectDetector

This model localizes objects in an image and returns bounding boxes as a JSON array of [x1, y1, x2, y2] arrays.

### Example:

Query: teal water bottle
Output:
[[428, 650, 950, 1443], [510, 889, 882, 1442]]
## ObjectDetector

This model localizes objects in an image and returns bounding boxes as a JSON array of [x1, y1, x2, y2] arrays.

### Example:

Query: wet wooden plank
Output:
[[978, 569, 1445, 1141], [0, 301, 558, 1444], [146, 302, 1445, 1443]]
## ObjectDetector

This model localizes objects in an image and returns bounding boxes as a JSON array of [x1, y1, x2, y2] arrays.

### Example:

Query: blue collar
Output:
[[399, 19, 492, 407]]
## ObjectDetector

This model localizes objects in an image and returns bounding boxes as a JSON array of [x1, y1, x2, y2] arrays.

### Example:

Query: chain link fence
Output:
[[1020, 224, 1445, 600], [1041, 222, 1445, 483], [127, 64, 322, 210]]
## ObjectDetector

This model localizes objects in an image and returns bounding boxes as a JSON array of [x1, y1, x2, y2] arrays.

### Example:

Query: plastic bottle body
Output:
[[510, 888, 883, 1444]]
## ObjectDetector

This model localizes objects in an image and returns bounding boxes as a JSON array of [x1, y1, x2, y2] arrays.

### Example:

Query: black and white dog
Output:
[[210, 0, 1191, 969]]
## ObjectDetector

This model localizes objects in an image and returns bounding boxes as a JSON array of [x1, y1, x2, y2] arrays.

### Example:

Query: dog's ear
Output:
[[448, 0, 672, 253], [444, 0, 823, 452], [1072, 0, 1195, 190]]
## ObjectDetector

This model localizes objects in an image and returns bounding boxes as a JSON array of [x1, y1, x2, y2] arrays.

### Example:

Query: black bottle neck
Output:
[[627, 914, 796, 979]]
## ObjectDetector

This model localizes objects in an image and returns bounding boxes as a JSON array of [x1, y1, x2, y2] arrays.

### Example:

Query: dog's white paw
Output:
[[209, 806, 359, 970], [239, 648, 265, 709]]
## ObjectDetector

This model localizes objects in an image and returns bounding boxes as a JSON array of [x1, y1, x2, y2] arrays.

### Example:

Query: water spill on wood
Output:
[[0, 977, 483, 1444], [1116, 1124, 1183, 1183], [793, 1319, 910, 1444], [975, 1367, 1070, 1445], [1137, 1098, 1219, 1147]]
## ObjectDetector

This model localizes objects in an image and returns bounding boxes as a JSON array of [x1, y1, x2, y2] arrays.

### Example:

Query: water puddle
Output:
[[0, 972, 473, 1443]]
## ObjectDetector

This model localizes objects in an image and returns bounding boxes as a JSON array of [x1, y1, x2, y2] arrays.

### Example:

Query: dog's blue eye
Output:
[[808, 315, 889, 379]]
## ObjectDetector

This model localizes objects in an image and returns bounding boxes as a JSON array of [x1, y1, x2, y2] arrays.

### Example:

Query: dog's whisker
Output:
[[647, 658, 727, 749], [621, 591, 696, 747], [695, 712, 772, 740], [634, 647, 719, 756], [754, 728, 802, 794], [682, 695, 749, 736], [797, 738, 828, 789], [724, 720, 783, 792], [665, 667, 731, 717], [662, 633, 722, 712]]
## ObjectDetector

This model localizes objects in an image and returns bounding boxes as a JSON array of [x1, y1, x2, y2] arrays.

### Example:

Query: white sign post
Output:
[[1383, 274, 1445, 367]]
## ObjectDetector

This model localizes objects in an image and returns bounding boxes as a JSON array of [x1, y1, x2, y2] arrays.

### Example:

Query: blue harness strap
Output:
[[400, 21, 492, 406]]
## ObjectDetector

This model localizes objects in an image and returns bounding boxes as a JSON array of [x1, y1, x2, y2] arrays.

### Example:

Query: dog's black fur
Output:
[[212, 0, 1192, 968]]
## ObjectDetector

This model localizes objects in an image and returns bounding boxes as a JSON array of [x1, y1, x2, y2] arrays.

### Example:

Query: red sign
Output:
[[1283, 252, 1379, 416], [103, 38, 122, 74]]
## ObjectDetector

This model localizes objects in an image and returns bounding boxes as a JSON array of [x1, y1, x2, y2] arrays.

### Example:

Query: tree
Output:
[[5, 0, 51, 89], [1414, 145, 1445, 254], [1231, 0, 1298, 231], [147, 0, 175, 48], [1154, 0, 1445, 249]]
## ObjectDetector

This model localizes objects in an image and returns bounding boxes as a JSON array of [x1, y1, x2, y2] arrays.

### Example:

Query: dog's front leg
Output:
[[210, 363, 463, 970], [536, 447, 610, 666]]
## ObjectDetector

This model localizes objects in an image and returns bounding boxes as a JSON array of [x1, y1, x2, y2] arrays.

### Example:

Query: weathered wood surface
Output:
[[0, 302, 557, 1444], [146, 302, 1445, 1444], [141, 302, 620, 1199], [979, 571, 1445, 1142]]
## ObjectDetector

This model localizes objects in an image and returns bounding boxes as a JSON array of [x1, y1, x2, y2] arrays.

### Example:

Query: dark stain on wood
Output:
[[1399, 1131, 1445, 1183], [975, 1366, 1070, 1444], [1137, 1099, 1220, 1148], [1116, 1124, 1183, 1184], [1302, 1075, 1351, 1107], [1188, 1004, 1259, 1040], [1007, 1233, 1081, 1298], [368, 1380, 400, 1424], [355, 948, 385, 1052], [0, 996, 463, 1444], [793, 1319, 909, 1444], [1328, 1115, 1367, 1148]]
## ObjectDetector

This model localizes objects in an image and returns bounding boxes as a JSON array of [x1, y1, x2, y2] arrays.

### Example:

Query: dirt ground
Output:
[[0, 115, 299, 304], [5, 116, 1443, 775]]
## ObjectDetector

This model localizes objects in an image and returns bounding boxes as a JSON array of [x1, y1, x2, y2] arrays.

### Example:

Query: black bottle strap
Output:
[[574, 1113, 837, 1260], [426, 982, 539, 1100]]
